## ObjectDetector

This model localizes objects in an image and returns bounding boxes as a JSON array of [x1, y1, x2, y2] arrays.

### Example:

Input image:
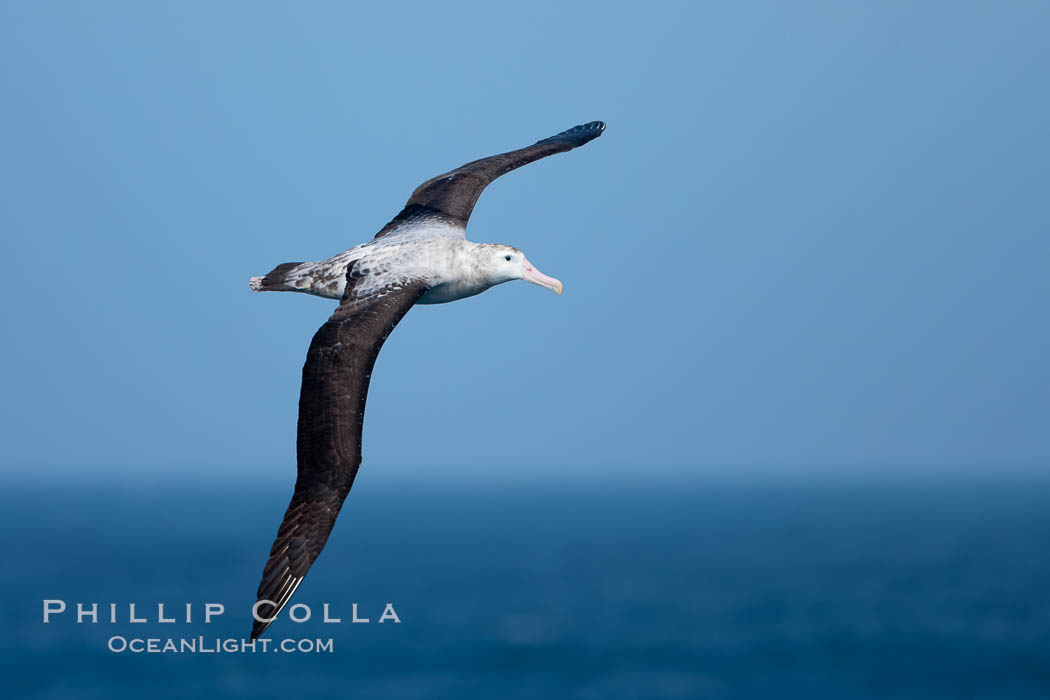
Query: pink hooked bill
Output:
[[521, 257, 563, 295]]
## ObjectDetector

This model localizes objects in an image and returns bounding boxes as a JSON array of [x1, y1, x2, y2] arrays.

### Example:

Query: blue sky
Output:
[[2, 2, 1048, 480]]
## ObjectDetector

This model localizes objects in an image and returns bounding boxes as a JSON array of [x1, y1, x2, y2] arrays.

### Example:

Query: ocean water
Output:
[[3, 475, 1049, 699]]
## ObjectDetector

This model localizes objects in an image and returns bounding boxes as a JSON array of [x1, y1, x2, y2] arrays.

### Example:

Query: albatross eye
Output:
[[504, 255, 512, 261]]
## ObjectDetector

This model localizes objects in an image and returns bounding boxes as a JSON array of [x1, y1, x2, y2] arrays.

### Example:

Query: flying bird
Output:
[[247, 121, 606, 639]]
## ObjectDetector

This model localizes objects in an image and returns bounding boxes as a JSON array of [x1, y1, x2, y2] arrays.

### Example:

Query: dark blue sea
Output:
[[3, 475, 1049, 699]]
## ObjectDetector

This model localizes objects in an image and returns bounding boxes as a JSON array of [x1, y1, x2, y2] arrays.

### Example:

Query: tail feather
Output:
[[249, 262, 304, 293]]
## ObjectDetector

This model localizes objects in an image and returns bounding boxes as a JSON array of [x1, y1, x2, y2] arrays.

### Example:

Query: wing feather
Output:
[[374, 121, 605, 238], [250, 273, 429, 639]]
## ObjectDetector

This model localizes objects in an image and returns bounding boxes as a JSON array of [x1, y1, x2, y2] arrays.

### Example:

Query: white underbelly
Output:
[[417, 281, 486, 305]]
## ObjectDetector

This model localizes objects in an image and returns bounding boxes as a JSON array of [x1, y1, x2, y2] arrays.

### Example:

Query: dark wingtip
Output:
[[250, 619, 269, 642], [566, 120, 606, 135], [536, 120, 606, 147]]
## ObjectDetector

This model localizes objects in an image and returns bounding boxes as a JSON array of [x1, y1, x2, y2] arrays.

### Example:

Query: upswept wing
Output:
[[375, 121, 606, 238]]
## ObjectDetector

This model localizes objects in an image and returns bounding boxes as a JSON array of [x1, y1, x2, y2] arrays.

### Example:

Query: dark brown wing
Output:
[[375, 121, 606, 238], [251, 272, 429, 640]]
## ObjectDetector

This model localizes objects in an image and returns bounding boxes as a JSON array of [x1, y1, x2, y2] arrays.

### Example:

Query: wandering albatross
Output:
[[247, 121, 605, 639]]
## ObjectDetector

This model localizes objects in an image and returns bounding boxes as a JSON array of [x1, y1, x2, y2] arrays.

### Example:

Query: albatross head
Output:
[[483, 245, 563, 295]]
